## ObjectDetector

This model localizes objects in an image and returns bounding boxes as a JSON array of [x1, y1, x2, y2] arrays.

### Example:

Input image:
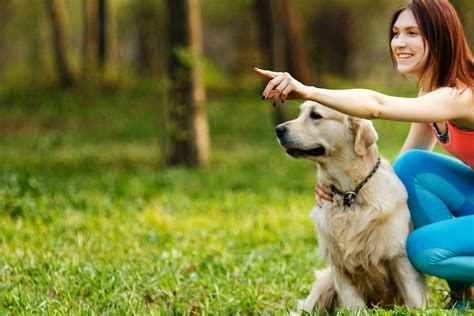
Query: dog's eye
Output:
[[310, 112, 323, 120]]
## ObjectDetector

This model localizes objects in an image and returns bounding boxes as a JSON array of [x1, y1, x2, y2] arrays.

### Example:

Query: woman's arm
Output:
[[306, 86, 473, 123], [255, 68, 474, 123]]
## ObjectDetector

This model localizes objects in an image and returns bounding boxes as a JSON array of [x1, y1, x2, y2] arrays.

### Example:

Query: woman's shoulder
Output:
[[416, 86, 470, 96], [445, 85, 474, 128], [427, 86, 473, 103], [418, 86, 474, 125]]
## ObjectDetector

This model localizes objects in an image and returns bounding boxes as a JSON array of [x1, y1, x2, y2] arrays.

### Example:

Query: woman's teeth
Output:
[[398, 53, 413, 59]]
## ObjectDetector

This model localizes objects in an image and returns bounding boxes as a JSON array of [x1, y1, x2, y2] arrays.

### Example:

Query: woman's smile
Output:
[[397, 53, 414, 60]]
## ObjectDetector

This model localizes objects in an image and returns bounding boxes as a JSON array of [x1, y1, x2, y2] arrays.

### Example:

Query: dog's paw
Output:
[[289, 299, 307, 316], [290, 300, 309, 316]]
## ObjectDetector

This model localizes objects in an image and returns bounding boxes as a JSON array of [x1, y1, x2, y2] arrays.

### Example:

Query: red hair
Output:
[[389, 0, 474, 91]]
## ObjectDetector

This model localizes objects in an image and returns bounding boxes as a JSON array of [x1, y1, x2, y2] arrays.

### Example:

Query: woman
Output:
[[255, 0, 474, 309]]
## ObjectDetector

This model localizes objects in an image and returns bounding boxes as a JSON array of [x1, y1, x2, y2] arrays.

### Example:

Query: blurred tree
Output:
[[309, 3, 354, 76], [166, 0, 210, 167], [0, 0, 13, 80], [254, 0, 315, 124], [82, 0, 98, 77], [455, 0, 474, 45], [25, 2, 46, 84], [128, 0, 163, 77], [46, 0, 74, 87], [81, 0, 117, 83], [98, 0, 113, 80], [450, 0, 474, 27]]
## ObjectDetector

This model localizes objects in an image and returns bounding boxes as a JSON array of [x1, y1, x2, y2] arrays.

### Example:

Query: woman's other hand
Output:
[[254, 67, 310, 102], [315, 181, 333, 208]]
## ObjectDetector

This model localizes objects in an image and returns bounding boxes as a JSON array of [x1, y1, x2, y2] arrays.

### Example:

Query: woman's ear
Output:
[[346, 117, 378, 156]]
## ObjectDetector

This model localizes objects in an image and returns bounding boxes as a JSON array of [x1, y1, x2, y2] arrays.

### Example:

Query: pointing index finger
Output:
[[254, 67, 280, 79]]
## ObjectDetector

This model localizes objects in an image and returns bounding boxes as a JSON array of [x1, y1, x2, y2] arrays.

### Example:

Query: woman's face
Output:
[[391, 9, 429, 80]]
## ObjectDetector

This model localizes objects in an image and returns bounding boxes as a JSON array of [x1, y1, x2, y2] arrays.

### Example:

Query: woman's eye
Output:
[[310, 112, 322, 120], [393, 31, 399, 37]]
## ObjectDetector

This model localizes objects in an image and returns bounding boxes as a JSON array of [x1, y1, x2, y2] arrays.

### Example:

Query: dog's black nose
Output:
[[275, 125, 287, 137]]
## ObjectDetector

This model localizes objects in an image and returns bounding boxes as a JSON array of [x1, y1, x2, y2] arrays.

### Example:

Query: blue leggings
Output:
[[394, 150, 474, 291]]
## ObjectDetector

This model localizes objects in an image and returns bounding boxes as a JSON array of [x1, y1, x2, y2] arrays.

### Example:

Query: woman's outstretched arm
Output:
[[255, 68, 473, 124]]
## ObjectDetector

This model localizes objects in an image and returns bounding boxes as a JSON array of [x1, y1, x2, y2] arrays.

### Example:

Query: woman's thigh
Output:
[[394, 150, 474, 227]]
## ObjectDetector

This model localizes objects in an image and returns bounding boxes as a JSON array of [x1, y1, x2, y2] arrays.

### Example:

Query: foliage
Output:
[[0, 85, 464, 313], [1, 0, 474, 88]]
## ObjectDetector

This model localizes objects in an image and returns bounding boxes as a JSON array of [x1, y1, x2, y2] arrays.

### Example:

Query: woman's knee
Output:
[[393, 149, 428, 182], [407, 229, 424, 261], [406, 231, 433, 274], [406, 229, 452, 275]]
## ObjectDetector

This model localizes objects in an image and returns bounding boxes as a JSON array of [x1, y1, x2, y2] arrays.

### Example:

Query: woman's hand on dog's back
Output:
[[315, 182, 334, 208], [254, 67, 310, 102]]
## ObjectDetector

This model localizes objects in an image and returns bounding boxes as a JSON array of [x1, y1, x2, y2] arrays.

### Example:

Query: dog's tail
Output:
[[298, 267, 338, 314]]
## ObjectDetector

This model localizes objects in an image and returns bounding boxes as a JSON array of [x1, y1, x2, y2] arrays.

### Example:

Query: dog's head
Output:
[[275, 101, 378, 162]]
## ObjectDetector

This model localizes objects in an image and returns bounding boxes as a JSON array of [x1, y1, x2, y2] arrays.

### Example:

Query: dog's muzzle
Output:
[[275, 125, 326, 158]]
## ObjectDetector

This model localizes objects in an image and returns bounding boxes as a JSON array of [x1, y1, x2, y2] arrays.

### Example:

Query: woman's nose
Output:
[[392, 36, 408, 48]]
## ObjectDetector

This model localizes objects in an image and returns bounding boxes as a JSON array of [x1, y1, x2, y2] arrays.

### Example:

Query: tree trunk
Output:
[[269, 0, 289, 124], [46, 0, 74, 87], [0, 1, 12, 76], [134, 0, 160, 76], [82, 0, 98, 77], [254, 0, 315, 124], [254, 0, 287, 124], [311, 4, 354, 76], [166, 0, 210, 167], [137, 26, 154, 76], [98, 0, 108, 74], [281, 0, 315, 85], [26, 4, 43, 84], [253, 0, 273, 68]]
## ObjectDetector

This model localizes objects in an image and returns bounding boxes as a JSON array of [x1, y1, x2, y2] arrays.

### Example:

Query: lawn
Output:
[[0, 85, 464, 314]]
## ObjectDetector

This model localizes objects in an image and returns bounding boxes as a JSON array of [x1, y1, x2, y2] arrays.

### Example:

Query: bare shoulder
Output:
[[420, 86, 474, 122], [425, 86, 472, 102], [437, 86, 474, 125]]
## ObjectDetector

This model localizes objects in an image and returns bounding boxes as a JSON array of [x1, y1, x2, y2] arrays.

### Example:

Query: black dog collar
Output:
[[330, 157, 381, 207]]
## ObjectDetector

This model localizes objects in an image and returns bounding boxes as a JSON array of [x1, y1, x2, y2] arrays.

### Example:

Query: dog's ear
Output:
[[347, 117, 378, 156]]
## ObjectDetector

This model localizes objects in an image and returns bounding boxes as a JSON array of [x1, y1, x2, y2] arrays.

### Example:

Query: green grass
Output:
[[0, 86, 466, 314]]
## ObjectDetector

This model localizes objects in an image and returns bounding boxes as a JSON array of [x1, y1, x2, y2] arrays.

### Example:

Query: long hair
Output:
[[389, 0, 474, 91]]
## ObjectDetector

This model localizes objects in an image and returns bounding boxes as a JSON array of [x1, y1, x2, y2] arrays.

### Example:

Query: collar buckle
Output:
[[343, 192, 357, 207], [329, 157, 381, 208]]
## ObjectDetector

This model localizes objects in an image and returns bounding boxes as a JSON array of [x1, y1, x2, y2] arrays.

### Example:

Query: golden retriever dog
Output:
[[276, 101, 426, 313]]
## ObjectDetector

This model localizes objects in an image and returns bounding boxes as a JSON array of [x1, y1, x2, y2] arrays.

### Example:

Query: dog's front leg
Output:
[[333, 269, 365, 309], [390, 255, 426, 309], [297, 278, 320, 313], [294, 267, 335, 315]]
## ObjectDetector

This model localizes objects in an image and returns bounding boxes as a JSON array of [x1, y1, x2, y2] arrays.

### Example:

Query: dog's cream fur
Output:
[[277, 101, 426, 313]]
